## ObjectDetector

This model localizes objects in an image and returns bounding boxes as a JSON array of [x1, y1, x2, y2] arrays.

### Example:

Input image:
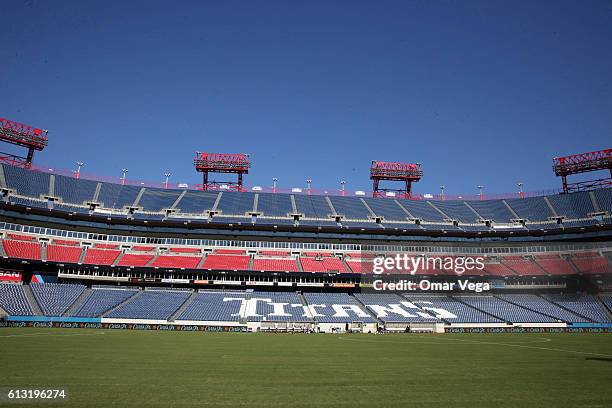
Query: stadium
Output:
[[0, 115, 611, 406], [2, 2, 612, 408]]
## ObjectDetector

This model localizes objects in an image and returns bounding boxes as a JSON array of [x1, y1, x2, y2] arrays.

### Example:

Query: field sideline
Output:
[[1, 328, 611, 407]]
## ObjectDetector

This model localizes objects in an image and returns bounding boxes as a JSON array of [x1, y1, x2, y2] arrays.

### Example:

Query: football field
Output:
[[1, 328, 611, 407]]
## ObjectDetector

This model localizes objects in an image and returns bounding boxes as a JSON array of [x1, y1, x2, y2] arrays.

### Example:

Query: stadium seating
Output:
[[46, 244, 83, 263], [302, 293, 376, 323], [150, 255, 201, 269], [0, 283, 33, 315], [216, 192, 256, 215], [3, 164, 611, 231], [541, 294, 611, 323], [252, 257, 299, 272], [30, 283, 85, 316], [106, 289, 191, 320], [403, 294, 502, 323], [363, 198, 409, 221], [495, 294, 587, 323], [502, 257, 546, 276], [117, 253, 154, 267], [533, 254, 576, 275], [247, 292, 310, 322], [300, 257, 347, 273], [257, 194, 293, 217], [354, 293, 439, 322], [200, 254, 250, 270], [72, 287, 138, 317], [456, 295, 556, 322], [177, 291, 246, 322], [83, 248, 120, 265], [570, 253, 611, 274], [2, 240, 42, 260]]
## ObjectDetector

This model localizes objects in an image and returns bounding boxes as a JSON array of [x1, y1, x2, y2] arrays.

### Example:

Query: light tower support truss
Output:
[[370, 161, 423, 198], [0, 118, 48, 168], [553, 148, 612, 193], [194, 152, 250, 191]]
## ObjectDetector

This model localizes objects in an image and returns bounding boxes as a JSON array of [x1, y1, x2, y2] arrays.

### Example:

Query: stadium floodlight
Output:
[[164, 172, 172, 189], [553, 149, 612, 193], [194, 152, 250, 191], [370, 160, 423, 199], [75, 161, 84, 180], [272, 177, 278, 193], [517, 182, 524, 198], [0, 117, 48, 169], [340, 179, 346, 196], [477, 185, 484, 200], [121, 168, 128, 186], [439, 185, 445, 200]]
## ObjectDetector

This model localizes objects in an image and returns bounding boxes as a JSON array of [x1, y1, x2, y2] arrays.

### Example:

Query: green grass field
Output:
[[1, 328, 611, 408]]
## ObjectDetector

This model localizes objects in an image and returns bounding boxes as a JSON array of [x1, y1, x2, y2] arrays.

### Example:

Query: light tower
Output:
[[340, 179, 346, 196], [439, 185, 445, 200], [121, 169, 128, 186], [272, 177, 278, 193], [553, 149, 612, 193], [75, 161, 84, 179], [477, 185, 484, 201], [370, 161, 423, 199], [517, 182, 524, 199], [0, 117, 48, 169], [306, 179, 312, 195], [164, 172, 171, 189], [194, 152, 250, 191]]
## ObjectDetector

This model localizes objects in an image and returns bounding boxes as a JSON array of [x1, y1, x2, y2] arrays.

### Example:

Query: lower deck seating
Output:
[[177, 291, 246, 322], [302, 293, 375, 323], [0, 283, 33, 315], [496, 294, 587, 322], [542, 294, 611, 323], [30, 283, 85, 316], [403, 294, 502, 323], [248, 292, 309, 322], [106, 289, 190, 320], [354, 293, 439, 322], [72, 288, 138, 317], [456, 295, 556, 322]]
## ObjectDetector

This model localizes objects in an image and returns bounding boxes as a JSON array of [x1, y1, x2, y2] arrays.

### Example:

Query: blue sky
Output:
[[1, 0, 611, 195]]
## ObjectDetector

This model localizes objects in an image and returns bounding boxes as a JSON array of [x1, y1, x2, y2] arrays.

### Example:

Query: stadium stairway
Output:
[[63, 287, 92, 316], [23, 285, 43, 316], [101, 290, 142, 317], [196, 254, 207, 269], [168, 291, 198, 322], [40, 244, 48, 262], [145, 255, 158, 267], [112, 252, 125, 266], [77, 249, 87, 264]]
